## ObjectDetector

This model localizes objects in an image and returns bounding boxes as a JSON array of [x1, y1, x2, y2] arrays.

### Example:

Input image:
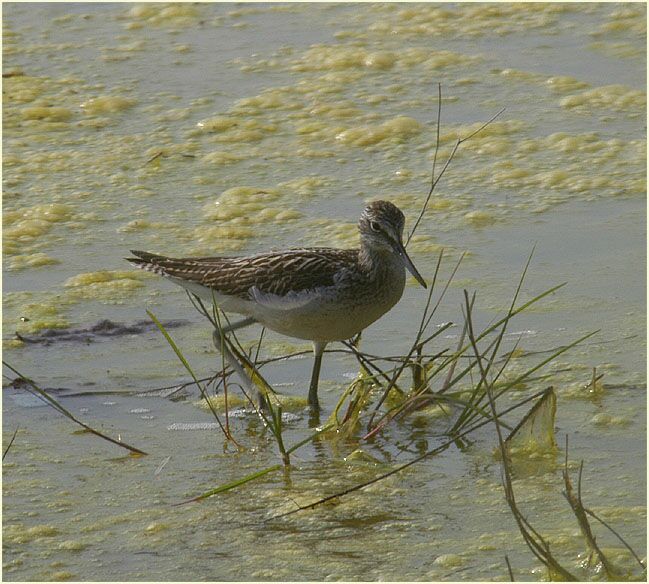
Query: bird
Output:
[[127, 200, 427, 410]]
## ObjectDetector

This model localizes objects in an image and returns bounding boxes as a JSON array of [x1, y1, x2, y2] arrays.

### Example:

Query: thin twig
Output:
[[253, 327, 266, 365], [406, 83, 443, 245], [407, 100, 506, 244], [144, 151, 163, 166], [562, 455, 619, 578], [3, 427, 19, 461], [138, 375, 220, 396], [460, 108, 507, 144], [213, 307, 234, 443], [3, 363, 147, 456], [365, 250, 444, 430], [505, 555, 515, 581], [584, 508, 646, 571]]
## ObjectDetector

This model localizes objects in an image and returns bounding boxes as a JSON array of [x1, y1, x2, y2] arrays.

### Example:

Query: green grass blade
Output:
[[458, 330, 599, 433], [286, 423, 334, 454], [147, 310, 201, 386], [3, 361, 147, 455], [176, 464, 283, 504], [147, 310, 227, 435]]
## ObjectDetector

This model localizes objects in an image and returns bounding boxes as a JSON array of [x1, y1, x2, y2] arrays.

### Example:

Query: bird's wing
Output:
[[127, 248, 358, 300], [250, 286, 319, 311]]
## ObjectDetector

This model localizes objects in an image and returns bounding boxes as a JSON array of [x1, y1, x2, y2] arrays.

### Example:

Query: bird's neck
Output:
[[358, 242, 403, 283]]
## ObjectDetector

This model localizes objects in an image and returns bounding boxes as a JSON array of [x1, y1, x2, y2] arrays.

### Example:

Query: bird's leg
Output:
[[211, 325, 265, 410], [221, 316, 257, 334], [308, 341, 327, 411]]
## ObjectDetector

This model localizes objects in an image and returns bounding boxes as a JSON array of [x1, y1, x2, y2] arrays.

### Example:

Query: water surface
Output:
[[3, 3, 646, 581]]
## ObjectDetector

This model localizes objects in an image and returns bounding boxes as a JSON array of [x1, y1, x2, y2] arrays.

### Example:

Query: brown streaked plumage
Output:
[[127, 200, 426, 409], [128, 248, 358, 300]]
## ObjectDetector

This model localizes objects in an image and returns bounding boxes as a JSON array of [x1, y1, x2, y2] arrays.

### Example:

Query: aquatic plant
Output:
[[139, 88, 644, 580]]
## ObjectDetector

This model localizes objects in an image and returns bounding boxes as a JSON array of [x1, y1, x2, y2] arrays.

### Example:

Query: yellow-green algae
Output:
[[184, 186, 305, 255], [144, 521, 169, 534], [434, 553, 465, 568], [4, 204, 76, 255], [200, 151, 245, 165], [7, 252, 60, 271], [4, 523, 61, 544], [63, 270, 151, 302], [590, 413, 632, 428], [3, 292, 72, 334], [588, 40, 645, 60], [290, 45, 480, 73], [594, 4, 647, 36], [3, 3, 645, 581], [117, 219, 171, 233], [277, 176, 331, 197], [56, 540, 88, 552], [80, 95, 137, 115], [125, 3, 204, 27], [335, 116, 422, 147], [560, 84, 646, 116]]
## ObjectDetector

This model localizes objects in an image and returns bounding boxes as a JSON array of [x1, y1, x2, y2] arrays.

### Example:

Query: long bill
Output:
[[393, 239, 427, 289]]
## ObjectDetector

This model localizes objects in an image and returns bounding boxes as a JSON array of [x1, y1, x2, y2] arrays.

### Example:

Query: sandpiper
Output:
[[127, 200, 426, 409]]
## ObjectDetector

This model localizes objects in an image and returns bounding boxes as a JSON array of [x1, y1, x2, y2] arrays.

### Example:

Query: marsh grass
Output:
[[255, 247, 596, 518], [561, 444, 646, 579], [467, 298, 579, 580], [151, 293, 340, 500], [504, 387, 557, 456], [137, 87, 643, 578], [146, 93, 601, 511], [147, 309, 234, 442], [467, 295, 645, 581], [348, 251, 594, 447], [324, 370, 375, 440]]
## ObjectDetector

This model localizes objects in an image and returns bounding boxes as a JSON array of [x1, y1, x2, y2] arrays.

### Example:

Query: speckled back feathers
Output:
[[127, 200, 406, 300]]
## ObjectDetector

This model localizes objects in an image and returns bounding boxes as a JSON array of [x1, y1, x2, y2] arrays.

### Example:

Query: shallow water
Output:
[[3, 3, 646, 581]]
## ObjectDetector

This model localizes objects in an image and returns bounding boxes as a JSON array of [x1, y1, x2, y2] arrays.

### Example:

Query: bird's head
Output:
[[358, 200, 426, 288]]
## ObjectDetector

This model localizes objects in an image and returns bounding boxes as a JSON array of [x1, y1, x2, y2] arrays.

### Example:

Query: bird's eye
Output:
[[370, 221, 381, 232]]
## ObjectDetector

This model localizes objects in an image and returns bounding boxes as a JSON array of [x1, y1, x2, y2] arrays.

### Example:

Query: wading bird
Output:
[[127, 200, 426, 410]]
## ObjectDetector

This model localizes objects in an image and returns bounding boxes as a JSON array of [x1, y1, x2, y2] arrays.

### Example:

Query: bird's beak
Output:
[[392, 238, 427, 289]]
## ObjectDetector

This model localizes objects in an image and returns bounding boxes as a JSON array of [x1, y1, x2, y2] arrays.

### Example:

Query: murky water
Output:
[[3, 3, 646, 581]]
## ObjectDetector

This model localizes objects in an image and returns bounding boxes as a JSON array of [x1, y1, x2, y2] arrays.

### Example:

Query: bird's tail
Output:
[[125, 250, 169, 276]]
